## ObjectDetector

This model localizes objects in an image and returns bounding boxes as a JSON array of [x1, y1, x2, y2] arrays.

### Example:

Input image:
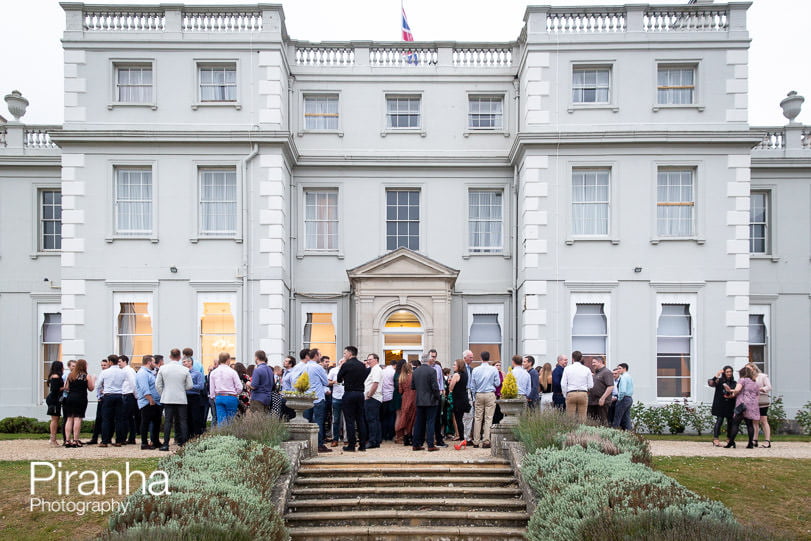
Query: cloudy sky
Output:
[[1, 0, 807, 125]]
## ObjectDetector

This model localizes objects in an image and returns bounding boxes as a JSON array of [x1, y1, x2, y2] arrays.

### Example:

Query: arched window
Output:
[[382, 309, 423, 365]]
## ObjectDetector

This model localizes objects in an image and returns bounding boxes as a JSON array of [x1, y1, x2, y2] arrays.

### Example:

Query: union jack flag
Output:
[[401, 6, 418, 65]]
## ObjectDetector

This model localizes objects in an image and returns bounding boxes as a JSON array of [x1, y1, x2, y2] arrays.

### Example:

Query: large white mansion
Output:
[[1, 2, 809, 419]]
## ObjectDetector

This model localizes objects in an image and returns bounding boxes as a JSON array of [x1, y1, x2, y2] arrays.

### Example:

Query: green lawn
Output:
[[0, 458, 160, 541], [654, 457, 811, 540], [645, 433, 810, 442], [0, 433, 92, 441]]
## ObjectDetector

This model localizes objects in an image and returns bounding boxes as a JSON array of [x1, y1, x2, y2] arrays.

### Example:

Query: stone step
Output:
[[288, 497, 527, 512], [294, 475, 517, 487], [286, 510, 529, 528], [296, 465, 514, 477], [300, 458, 511, 466], [291, 486, 523, 499], [288, 525, 527, 540]]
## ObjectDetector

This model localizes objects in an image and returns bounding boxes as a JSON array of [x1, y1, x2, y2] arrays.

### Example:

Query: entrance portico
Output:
[[347, 248, 459, 364]]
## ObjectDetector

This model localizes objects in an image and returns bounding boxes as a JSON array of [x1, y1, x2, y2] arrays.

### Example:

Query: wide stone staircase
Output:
[[284, 457, 528, 540]]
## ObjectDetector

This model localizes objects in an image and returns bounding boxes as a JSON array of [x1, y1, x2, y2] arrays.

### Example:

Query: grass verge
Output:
[[653, 456, 811, 540], [0, 458, 160, 541], [645, 434, 810, 442]]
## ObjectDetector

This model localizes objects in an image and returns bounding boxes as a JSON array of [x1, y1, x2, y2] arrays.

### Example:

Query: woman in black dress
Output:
[[63, 359, 95, 448], [45, 361, 64, 447], [448, 358, 469, 445], [708, 365, 736, 447]]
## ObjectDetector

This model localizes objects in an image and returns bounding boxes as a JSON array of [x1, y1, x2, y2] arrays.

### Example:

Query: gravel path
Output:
[[1, 439, 809, 461]]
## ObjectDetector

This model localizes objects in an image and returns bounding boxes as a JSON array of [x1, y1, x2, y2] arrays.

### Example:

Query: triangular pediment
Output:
[[347, 248, 459, 281]]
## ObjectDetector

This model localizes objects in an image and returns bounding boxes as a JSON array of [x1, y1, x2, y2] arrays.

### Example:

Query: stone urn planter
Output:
[[497, 398, 526, 426], [4, 90, 29, 121], [780, 91, 804, 124], [282, 395, 315, 424]]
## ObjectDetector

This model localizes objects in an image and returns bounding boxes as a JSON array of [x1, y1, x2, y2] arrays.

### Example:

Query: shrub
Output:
[[513, 408, 580, 452], [210, 411, 288, 447], [661, 402, 688, 434], [561, 425, 652, 466], [576, 506, 778, 541], [685, 402, 713, 435], [796, 401, 811, 435], [108, 435, 289, 541], [501, 370, 518, 399], [105, 522, 254, 541], [768, 395, 787, 433], [0, 416, 94, 434], [523, 447, 734, 541], [634, 404, 667, 435]]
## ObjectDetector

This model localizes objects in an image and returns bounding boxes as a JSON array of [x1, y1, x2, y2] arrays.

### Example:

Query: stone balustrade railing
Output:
[[753, 126, 811, 152], [182, 9, 262, 32], [295, 47, 355, 67], [83, 8, 166, 31], [292, 43, 514, 69], [0, 126, 6, 148], [547, 8, 626, 33], [453, 47, 513, 67], [370, 47, 438, 67], [24, 127, 60, 149], [643, 7, 728, 32]]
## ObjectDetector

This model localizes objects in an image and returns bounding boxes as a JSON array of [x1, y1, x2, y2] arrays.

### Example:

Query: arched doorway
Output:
[[382, 309, 423, 365]]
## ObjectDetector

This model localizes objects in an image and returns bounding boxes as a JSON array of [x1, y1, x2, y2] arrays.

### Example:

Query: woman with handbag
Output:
[[448, 358, 469, 445], [724, 365, 761, 448], [747, 363, 773, 448], [708, 365, 736, 446]]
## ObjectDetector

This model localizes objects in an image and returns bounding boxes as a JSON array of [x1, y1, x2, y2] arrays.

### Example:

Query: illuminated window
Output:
[[303, 310, 337, 362], [40, 310, 61, 399], [200, 294, 237, 370], [383, 310, 423, 364], [115, 295, 153, 368]]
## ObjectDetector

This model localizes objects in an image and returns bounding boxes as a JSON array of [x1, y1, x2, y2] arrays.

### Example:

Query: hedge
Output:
[[106, 435, 289, 541], [0, 416, 93, 434]]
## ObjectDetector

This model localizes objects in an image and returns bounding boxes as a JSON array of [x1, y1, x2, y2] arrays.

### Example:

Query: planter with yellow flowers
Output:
[[497, 370, 526, 425], [281, 371, 316, 424]]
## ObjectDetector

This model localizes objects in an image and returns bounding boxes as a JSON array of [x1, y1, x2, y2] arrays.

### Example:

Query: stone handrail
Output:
[[83, 8, 165, 31], [643, 6, 728, 32], [752, 126, 811, 151], [370, 46, 438, 67], [295, 47, 355, 67], [453, 47, 513, 67], [292, 42, 515, 69], [0, 126, 6, 148], [182, 8, 262, 32]]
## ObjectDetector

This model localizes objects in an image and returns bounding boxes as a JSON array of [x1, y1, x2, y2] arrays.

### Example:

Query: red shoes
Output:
[[454, 440, 467, 451]]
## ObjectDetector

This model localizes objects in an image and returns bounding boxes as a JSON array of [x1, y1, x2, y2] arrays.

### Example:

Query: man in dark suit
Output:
[[336, 346, 368, 452], [411, 352, 440, 451]]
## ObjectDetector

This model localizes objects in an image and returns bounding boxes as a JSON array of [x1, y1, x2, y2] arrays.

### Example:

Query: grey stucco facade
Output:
[[1, 2, 809, 419]]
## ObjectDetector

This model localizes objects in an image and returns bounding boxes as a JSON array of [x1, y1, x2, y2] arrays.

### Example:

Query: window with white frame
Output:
[[468, 96, 504, 129], [386, 189, 419, 250], [114, 294, 153, 368], [199, 168, 237, 236], [657, 65, 696, 105], [750, 191, 769, 254], [304, 95, 339, 130], [572, 67, 610, 104], [199, 293, 238, 369], [39, 189, 61, 251], [386, 95, 421, 129], [468, 305, 504, 363], [114, 63, 153, 103], [114, 168, 152, 236], [656, 303, 693, 398], [304, 190, 338, 251], [748, 308, 769, 374], [657, 168, 694, 237], [199, 64, 237, 102], [571, 303, 608, 363], [302, 303, 338, 362], [469, 190, 503, 253], [572, 169, 610, 236], [39, 307, 61, 399]]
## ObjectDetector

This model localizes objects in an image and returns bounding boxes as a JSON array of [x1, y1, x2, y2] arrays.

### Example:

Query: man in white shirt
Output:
[[380, 361, 396, 441], [510, 355, 531, 398], [560, 350, 593, 421], [462, 350, 475, 444], [364, 353, 383, 448], [118, 355, 138, 444], [327, 357, 345, 447], [96, 354, 128, 447]]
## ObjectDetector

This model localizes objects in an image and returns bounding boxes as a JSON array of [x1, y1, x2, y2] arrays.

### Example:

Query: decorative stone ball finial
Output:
[[4, 90, 29, 121], [780, 91, 804, 124]]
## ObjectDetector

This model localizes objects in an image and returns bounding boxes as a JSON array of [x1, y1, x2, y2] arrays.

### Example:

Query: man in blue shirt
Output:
[[249, 350, 275, 413], [301, 348, 331, 453], [183, 357, 206, 437], [135, 355, 162, 449], [469, 352, 501, 448], [551, 354, 568, 410], [612, 362, 634, 431]]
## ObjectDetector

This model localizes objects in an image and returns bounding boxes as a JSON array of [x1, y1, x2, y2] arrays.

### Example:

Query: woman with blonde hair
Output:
[[539, 362, 553, 407], [747, 363, 773, 448], [63, 359, 95, 448], [448, 358, 470, 444]]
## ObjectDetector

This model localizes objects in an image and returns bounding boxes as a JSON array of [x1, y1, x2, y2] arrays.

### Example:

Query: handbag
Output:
[[733, 403, 746, 416]]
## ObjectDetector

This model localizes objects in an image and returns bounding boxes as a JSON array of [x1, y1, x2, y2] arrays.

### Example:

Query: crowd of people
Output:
[[44, 345, 772, 452]]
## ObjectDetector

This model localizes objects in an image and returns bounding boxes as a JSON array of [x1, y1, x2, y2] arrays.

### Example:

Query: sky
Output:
[[0, 0, 808, 125]]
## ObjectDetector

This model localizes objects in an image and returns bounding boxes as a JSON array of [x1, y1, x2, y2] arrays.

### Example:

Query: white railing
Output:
[[644, 8, 728, 32], [182, 10, 262, 32], [24, 128, 59, 149], [0, 126, 6, 148], [84, 9, 165, 31], [804, 129, 811, 150], [370, 47, 438, 67], [755, 129, 785, 150], [547, 9, 626, 33], [753, 127, 811, 151], [453, 47, 512, 68], [295, 47, 355, 67]]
